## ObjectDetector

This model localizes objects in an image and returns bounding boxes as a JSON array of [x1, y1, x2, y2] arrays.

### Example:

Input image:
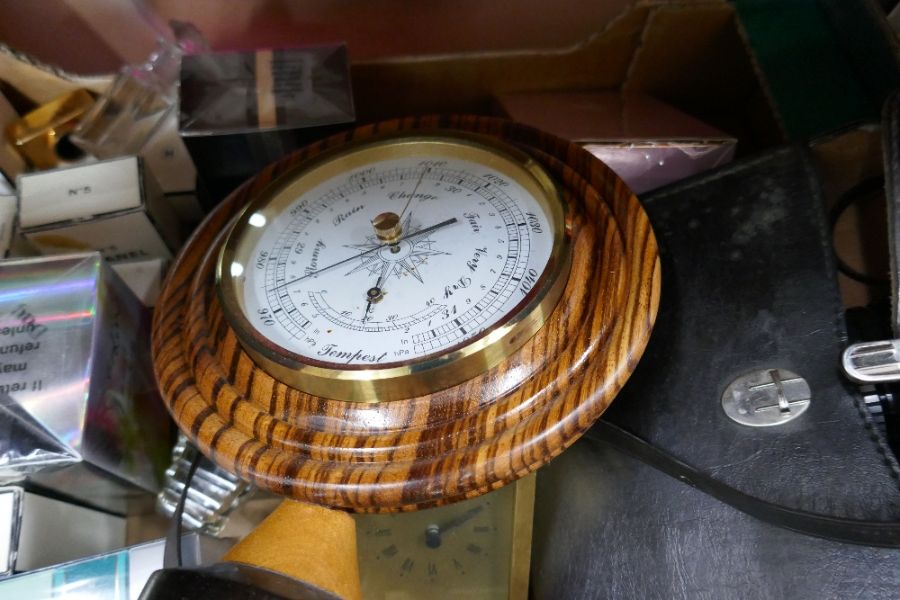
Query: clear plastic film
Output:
[[178, 44, 355, 136], [71, 22, 208, 159], [0, 254, 98, 480]]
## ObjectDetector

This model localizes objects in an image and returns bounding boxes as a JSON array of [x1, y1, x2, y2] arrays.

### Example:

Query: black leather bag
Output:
[[532, 137, 900, 598]]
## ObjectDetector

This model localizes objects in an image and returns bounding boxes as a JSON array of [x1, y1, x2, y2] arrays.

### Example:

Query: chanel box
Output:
[[140, 112, 197, 195], [17, 156, 182, 263], [0, 253, 172, 514]]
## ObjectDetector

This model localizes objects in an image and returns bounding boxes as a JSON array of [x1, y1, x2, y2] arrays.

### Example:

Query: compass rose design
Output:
[[344, 213, 450, 283]]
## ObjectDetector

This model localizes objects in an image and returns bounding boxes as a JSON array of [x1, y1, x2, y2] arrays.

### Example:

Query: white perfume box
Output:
[[17, 156, 183, 263], [0, 195, 15, 258], [140, 112, 197, 194], [112, 257, 167, 307]]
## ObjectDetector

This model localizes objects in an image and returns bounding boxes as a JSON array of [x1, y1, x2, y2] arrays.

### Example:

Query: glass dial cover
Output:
[[218, 133, 569, 401]]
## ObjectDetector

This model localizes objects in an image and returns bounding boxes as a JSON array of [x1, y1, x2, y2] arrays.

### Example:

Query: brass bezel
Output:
[[217, 130, 571, 402]]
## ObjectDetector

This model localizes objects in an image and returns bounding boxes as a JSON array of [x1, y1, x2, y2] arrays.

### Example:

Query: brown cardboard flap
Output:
[[496, 91, 735, 142], [351, 7, 651, 120], [0, 0, 783, 157], [351, 2, 782, 150], [626, 5, 783, 148], [147, 0, 637, 61]]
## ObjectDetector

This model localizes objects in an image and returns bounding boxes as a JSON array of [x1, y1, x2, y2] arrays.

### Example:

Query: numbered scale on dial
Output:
[[219, 133, 569, 402]]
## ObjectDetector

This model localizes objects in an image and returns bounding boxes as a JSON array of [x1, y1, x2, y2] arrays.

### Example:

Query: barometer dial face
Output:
[[219, 133, 570, 402]]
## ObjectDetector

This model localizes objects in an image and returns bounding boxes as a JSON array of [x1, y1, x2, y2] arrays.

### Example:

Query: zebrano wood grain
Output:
[[151, 115, 660, 512]]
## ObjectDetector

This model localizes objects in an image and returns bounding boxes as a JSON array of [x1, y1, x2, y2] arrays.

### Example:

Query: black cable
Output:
[[828, 175, 890, 286], [163, 447, 204, 569]]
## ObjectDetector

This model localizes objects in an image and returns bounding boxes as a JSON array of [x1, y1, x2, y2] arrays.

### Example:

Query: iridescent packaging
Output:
[[0, 252, 172, 514]]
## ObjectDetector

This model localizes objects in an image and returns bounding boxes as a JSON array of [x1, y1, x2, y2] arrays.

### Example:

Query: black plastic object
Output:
[[139, 563, 342, 600], [183, 127, 348, 208]]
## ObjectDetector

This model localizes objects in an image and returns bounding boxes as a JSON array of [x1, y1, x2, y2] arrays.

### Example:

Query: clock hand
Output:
[[399, 168, 427, 223], [424, 505, 484, 549], [362, 263, 390, 321], [269, 217, 458, 292], [362, 291, 375, 322]]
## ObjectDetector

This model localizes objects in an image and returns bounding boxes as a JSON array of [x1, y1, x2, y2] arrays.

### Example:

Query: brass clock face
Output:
[[218, 132, 570, 402], [354, 476, 534, 599]]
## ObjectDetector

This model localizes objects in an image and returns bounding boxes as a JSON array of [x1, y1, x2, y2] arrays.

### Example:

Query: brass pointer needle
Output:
[[362, 263, 390, 322], [269, 217, 458, 293]]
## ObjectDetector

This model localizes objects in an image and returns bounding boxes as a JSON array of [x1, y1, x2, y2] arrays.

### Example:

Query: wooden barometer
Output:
[[150, 116, 660, 598]]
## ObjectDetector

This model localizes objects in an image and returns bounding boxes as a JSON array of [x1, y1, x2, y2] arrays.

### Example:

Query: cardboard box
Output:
[[17, 156, 182, 263], [0, 3, 785, 167], [345, 1, 784, 153]]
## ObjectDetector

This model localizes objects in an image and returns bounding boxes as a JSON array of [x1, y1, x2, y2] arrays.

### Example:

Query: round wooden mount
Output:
[[151, 115, 660, 512]]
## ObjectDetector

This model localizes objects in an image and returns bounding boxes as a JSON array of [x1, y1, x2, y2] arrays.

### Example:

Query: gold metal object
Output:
[[5, 89, 94, 169], [508, 474, 536, 599], [218, 131, 571, 402], [354, 474, 536, 598], [372, 211, 402, 242]]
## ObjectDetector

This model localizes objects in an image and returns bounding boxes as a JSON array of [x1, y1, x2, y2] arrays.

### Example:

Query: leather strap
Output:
[[587, 420, 900, 548]]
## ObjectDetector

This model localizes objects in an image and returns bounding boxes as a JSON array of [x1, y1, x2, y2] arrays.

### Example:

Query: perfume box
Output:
[[140, 112, 197, 195], [0, 253, 173, 514], [495, 91, 737, 194], [0, 195, 14, 258], [0, 487, 126, 577], [17, 156, 182, 263], [111, 257, 167, 308], [178, 44, 355, 204]]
